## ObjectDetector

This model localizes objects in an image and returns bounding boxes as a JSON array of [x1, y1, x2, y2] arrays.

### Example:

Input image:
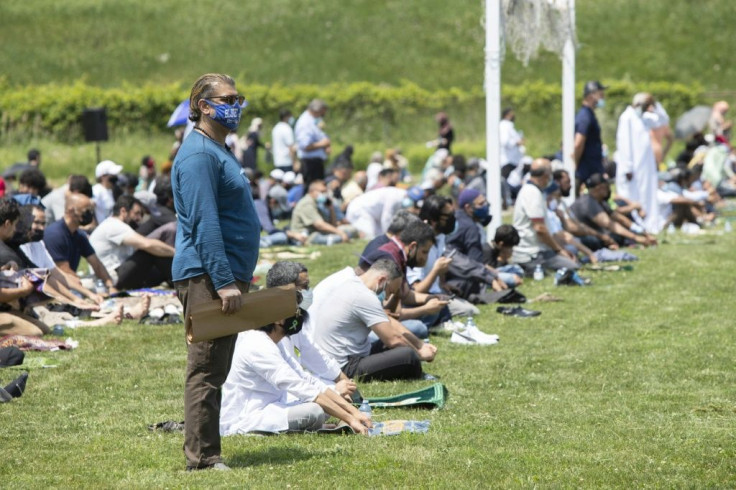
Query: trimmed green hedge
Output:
[[0, 78, 703, 142]]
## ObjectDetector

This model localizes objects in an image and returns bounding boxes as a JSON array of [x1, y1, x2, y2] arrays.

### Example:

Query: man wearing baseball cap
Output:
[[92, 160, 123, 224], [573, 80, 608, 195]]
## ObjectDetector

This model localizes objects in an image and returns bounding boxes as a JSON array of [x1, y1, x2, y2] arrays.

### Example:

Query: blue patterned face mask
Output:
[[205, 100, 242, 130], [375, 281, 386, 303]]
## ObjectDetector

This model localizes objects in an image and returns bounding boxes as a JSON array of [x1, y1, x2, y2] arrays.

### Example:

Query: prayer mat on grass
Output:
[[359, 383, 448, 409], [314, 420, 431, 436], [585, 264, 634, 272]]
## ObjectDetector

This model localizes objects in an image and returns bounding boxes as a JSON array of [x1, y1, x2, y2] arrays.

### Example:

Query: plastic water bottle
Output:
[[51, 324, 65, 336], [465, 316, 477, 332], [667, 223, 676, 235], [554, 268, 566, 286], [533, 264, 544, 281], [725, 220, 733, 233], [95, 279, 107, 295], [359, 399, 372, 420]]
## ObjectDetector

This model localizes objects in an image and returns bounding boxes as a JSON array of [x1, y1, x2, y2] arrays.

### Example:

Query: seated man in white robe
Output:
[[266, 261, 357, 401], [220, 306, 371, 436]]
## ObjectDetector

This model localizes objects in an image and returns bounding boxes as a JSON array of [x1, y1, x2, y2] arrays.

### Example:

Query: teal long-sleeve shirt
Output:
[[172, 131, 260, 290]]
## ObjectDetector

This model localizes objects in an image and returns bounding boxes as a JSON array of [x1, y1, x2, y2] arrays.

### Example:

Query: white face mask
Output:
[[299, 288, 313, 310]]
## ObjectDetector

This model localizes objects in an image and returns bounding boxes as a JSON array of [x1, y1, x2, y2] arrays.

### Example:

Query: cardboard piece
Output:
[[187, 285, 296, 343]]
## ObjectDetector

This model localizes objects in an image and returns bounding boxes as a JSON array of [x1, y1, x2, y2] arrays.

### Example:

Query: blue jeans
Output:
[[497, 264, 523, 287], [259, 231, 290, 248], [307, 232, 344, 246]]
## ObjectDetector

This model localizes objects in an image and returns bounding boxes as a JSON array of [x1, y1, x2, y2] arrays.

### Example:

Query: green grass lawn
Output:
[[2, 224, 736, 487]]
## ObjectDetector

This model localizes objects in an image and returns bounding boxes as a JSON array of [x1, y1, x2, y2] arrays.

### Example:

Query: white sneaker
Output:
[[450, 330, 476, 344], [464, 326, 500, 345]]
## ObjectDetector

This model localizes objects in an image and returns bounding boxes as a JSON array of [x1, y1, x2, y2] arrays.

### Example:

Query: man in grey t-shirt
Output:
[[511, 158, 580, 275], [309, 259, 436, 381]]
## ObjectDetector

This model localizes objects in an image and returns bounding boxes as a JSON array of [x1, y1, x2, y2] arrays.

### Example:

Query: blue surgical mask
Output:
[[315, 193, 327, 205], [376, 282, 386, 303], [205, 100, 242, 131], [288, 116, 295, 126], [596, 98, 606, 109], [314, 117, 323, 126]]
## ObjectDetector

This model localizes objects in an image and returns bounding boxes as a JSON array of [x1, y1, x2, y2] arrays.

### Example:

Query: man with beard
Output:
[[357, 218, 446, 342], [89, 194, 175, 290], [552, 169, 619, 252], [511, 158, 580, 276], [570, 173, 657, 248], [407, 194, 480, 321]]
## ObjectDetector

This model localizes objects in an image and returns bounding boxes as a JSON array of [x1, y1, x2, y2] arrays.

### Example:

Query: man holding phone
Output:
[[407, 195, 480, 322]]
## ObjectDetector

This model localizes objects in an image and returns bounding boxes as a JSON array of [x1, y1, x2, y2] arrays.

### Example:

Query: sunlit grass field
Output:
[[2, 222, 735, 488]]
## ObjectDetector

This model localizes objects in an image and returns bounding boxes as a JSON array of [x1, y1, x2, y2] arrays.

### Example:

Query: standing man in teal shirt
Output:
[[172, 73, 260, 472]]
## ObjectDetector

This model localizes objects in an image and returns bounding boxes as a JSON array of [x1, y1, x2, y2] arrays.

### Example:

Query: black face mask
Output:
[[128, 220, 139, 230], [407, 248, 419, 268], [282, 308, 307, 336], [29, 229, 44, 242], [479, 214, 493, 227], [437, 214, 456, 235], [79, 209, 95, 226]]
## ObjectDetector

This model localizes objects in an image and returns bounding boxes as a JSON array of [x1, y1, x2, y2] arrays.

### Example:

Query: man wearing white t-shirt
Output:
[[89, 195, 174, 290], [272, 109, 296, 172], [309, 259, 436, 381], [511, 158, 580, 275]]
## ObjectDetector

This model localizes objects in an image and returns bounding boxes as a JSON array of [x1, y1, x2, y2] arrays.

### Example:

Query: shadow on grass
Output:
[[228, 445, 326, 468]]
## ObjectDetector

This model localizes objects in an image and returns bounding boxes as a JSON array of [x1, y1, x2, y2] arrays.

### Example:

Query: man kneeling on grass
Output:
[[219, 303, 371, 435]]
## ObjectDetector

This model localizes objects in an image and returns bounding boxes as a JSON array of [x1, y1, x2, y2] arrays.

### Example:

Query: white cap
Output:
[[134, 190, 158, 215], [270, 169, 285, 181], [95, 160, 123, 179], [282, 171, 296, 185]]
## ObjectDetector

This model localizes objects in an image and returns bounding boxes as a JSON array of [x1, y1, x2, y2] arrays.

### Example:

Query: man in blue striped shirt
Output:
[[294, 99, 331, 188]]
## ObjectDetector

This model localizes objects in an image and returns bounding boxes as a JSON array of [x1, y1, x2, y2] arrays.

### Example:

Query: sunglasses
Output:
[[208, 94, 246, 106]]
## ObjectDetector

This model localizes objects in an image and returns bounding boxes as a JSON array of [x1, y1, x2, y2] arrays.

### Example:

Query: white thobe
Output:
[[278, 317, 342, 403], [220, 330, 329, 435], [345, 187, 407, 239], [615, 106, 661, 233]]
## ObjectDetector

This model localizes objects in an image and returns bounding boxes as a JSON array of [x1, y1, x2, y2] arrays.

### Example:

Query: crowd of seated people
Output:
[[3, 93, 734, 431]]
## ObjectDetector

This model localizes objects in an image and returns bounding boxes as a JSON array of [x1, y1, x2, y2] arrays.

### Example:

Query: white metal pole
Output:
[[562, 0, 576, 202], [485, 0, 502, 240]]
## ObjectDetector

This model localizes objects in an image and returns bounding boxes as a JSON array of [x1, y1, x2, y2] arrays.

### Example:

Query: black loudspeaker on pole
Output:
[[82, 107, 108, 164]]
